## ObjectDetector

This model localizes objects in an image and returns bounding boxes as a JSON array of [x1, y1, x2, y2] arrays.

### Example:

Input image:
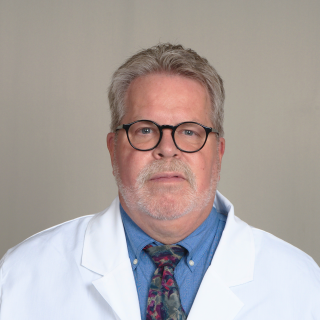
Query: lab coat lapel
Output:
[[92, 260, 140, 320], [81, 197, 141, 320], [187, 268, 243, 320], [188, 191, 255, 320]]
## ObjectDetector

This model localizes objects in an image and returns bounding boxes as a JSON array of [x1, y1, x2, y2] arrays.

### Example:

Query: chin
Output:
[[138, 191, 196, 221], [136, 182, 216, 221], [138, 198, 195, 221]]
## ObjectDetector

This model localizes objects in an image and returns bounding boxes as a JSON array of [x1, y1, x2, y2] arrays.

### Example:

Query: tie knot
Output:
[[144, 244, 186, 270]]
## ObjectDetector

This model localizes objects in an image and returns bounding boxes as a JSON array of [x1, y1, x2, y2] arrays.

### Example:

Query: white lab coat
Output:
[[1, 191, 320, 320]]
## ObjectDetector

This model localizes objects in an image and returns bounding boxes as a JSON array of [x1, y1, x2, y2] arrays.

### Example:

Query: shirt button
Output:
[[133, 259, 138, 265], [189, 260, 194, 266]]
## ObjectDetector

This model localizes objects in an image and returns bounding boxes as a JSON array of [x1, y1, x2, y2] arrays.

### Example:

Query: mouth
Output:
[[149, 172, 186, 183]]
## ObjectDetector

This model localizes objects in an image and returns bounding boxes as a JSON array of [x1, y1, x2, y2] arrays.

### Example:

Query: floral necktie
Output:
[[144, 244, 187, 320]]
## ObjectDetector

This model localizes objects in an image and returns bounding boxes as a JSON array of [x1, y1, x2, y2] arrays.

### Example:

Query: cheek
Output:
[[199, 168, 213, 188], [188, 158, 209, 186], [116, 149, 150, 184], [191, 153, 217, 188]]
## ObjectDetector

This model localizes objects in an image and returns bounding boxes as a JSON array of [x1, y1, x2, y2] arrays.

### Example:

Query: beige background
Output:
[[1, 0, 319, 264]]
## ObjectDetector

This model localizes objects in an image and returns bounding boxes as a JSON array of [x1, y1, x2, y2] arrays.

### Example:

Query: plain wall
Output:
[[1, 0, 319, 264]]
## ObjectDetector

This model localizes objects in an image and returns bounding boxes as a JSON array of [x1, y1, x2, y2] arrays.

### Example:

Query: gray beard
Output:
[[113, 157, 220, 221]]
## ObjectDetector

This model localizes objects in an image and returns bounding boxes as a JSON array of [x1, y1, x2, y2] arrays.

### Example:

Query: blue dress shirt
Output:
[[120, 204, 226, 319]]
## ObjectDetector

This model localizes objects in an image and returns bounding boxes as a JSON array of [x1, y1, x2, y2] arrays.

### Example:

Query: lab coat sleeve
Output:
[[0, 251, 8, 317]]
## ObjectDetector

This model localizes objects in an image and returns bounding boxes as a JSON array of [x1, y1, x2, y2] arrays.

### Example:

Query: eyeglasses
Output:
[[116, 120, 219, 153]]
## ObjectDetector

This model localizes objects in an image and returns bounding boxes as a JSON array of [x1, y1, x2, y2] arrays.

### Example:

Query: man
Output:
[[1, 44, 319, 320]]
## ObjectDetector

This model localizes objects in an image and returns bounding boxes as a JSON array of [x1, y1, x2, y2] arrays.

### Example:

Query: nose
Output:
[[152, 129, 180, 159]]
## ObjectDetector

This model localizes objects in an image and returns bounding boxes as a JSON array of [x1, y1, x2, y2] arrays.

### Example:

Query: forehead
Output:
[[123, 73, 212, 125]]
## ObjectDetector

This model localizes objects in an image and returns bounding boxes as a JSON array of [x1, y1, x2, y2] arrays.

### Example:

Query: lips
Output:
[[136, 159, 196, 190], [150, 172, 186, 181]]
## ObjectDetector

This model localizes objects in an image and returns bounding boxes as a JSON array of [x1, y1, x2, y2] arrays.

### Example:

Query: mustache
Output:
[[136, 158, 196, 190]]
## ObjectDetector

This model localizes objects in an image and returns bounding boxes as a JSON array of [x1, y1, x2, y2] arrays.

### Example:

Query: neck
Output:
[[119, 194, 214, 244]]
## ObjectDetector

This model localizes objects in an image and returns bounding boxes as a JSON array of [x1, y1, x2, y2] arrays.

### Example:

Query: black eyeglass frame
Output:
[[116, 120, 219, 153]]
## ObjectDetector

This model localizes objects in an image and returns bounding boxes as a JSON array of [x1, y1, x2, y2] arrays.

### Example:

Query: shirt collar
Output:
[[120, 204, 221, 272], [178, 207, 221, 271], [120, 205, 154, 270]]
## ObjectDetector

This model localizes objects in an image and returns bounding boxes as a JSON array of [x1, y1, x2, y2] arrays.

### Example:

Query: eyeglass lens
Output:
[[127, 120, 207, 152]]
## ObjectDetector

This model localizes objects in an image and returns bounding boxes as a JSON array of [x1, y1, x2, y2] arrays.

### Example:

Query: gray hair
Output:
[[108, 43, 225, 137]]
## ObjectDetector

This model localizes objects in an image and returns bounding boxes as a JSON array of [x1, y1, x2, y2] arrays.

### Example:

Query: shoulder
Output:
[[251, 226, 320, 296], [0, 214, 94, 277], [227, 223, 320, 318], [252, 226, 319, 272]]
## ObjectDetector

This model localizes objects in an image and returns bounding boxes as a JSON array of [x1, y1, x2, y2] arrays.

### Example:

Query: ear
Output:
[[218, 137, 225, 164], [216, 137, 225, 181], [107, 132, 116, 167]]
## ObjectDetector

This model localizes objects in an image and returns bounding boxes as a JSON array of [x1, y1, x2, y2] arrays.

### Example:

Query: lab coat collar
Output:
[[81, 197, 141, 320], [212, 190, 255, 287], [187, 191, 254, 320], [81, 192, 255, 320]]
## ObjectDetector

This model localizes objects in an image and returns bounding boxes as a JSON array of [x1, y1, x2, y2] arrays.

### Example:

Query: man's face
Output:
[[107, 73, 225, 222]]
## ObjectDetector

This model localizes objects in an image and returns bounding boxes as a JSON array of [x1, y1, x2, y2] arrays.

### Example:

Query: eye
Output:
[[129, 121, 159, 138], [183, 130, 195, 136], [134, 125, 157, 136], [139, 127, 152, 134]]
